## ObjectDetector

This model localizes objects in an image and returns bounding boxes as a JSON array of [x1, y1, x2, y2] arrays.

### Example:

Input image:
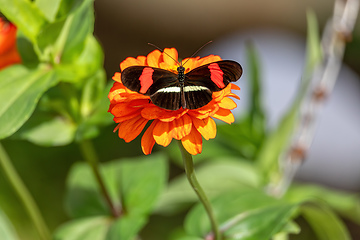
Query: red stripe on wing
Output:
[[208, 63, 225, 88], [139, 67, 154, 93]]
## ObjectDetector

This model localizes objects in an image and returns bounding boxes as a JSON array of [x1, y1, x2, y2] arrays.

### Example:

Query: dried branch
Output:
[[273, 0, 360, 197]]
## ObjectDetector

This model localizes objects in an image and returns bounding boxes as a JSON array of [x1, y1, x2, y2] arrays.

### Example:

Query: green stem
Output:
[[177, 141, 221, 240], [78, 140, 121, 218], [0, 143, 51, 240]]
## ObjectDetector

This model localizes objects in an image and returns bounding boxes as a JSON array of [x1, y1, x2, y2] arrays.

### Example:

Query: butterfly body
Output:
[[121, 60, 242, 110]]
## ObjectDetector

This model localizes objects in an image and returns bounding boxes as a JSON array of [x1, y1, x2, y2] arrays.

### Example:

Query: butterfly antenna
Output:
[[148, 43, 180, 66], [182, 40, 213, 66]]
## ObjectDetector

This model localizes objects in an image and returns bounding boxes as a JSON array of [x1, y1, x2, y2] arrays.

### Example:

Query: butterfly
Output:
[[121, 50, 242, 110]]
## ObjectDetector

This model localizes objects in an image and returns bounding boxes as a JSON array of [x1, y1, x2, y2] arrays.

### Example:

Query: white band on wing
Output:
[[183, 86, 209, 92], [157, 86, 181, 93], [156, 85, 209, 93]]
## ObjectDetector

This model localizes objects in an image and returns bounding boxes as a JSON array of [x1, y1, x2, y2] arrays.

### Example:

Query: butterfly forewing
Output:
[[185, 60, 242, 91], [121, 66, 177, 95]]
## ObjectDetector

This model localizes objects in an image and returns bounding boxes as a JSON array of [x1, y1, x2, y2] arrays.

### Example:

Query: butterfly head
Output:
[[177, 66, 185, 74]]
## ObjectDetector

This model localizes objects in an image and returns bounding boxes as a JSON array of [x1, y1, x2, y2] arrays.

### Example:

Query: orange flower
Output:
[[108, 48, 240, 155], [0, 18, 21, 69]]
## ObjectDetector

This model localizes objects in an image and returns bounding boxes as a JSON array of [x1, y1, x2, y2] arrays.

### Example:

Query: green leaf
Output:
[[0, 65, 59, 139], [54, 216, 110, 240], [36, 19, 66, 62], [12, 110, 77, 146], [301, 204, 351, 240], [184, 189, 283, 237], [55, 35, 104, 83], [215, 119, 264, 159], [106, 215, 147, 240], [173, 237, 203, 240], [65, 162, 111, 218], [80, 69, 106, 119], [276, 221, 300, 235], [267, 221, 300, 240], [16, 31, 40, 68], [0, 0, 47, 41], [56, 0, 93, 18], [223, 204, 299, 240], [285, 183, 360, 224], [35, 0, 62, 22], [119, 154, 168, 216], [256, 11, 322, 183], [245, 42, 266, 142], [65, 154, 168, 218], [76, 81, 113, 141], [54, 2, 94, 64], [0, 209, 19, 240], [54, 215, 147, 240], [36, 0, 94, 65], [156, 158, 260, 214]]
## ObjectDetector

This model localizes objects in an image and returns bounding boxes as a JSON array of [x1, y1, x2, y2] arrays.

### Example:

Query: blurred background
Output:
[[1, 0, 360, 239], [94, 0, 360, 190]]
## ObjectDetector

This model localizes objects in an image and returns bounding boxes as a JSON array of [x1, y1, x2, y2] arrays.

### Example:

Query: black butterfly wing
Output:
[[121, 66, 181, 110], [181, 84, 213, 110], [183, 60, 242, 109], [185, 60, 242, 91]]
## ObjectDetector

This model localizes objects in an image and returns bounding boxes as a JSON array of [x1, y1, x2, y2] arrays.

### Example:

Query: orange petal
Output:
[[181, 126, 202, 155], [148, 114, 193, 147], [171, 114, 192, 140], [218, 97, 237, 110], [197, 55, 222, 67], [119, 92, 150, 103], [212, 108, 235, 124], [120, 57, 144, 71], [112, 72, 122, 83], [141, 105, 166, 120], [113, 110, 142, 122], [141, 120, 157, 155], [109, 84, 149, 103], [153, 121, 172, 147], [141, 106, 188, 121], [111, 102, 142, 123], [192, 117, 216, 140], [213, 84, 234, 102], [188, 103, 219, 119], [118, 115, 148, 142], [136, 55, 147, 65], [108, 82, 126, 103], [228, 93, 240, 100], [147, 49, 162, 67], [231, 83, 240, 90], [212, 90, 225, 101], [163, 48, 178, 66], [181, 57, 200, 72]]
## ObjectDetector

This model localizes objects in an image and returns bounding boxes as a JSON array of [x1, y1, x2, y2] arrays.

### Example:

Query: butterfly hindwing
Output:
[[149, 84, 182, 110], [183, 84, 213, 109]]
